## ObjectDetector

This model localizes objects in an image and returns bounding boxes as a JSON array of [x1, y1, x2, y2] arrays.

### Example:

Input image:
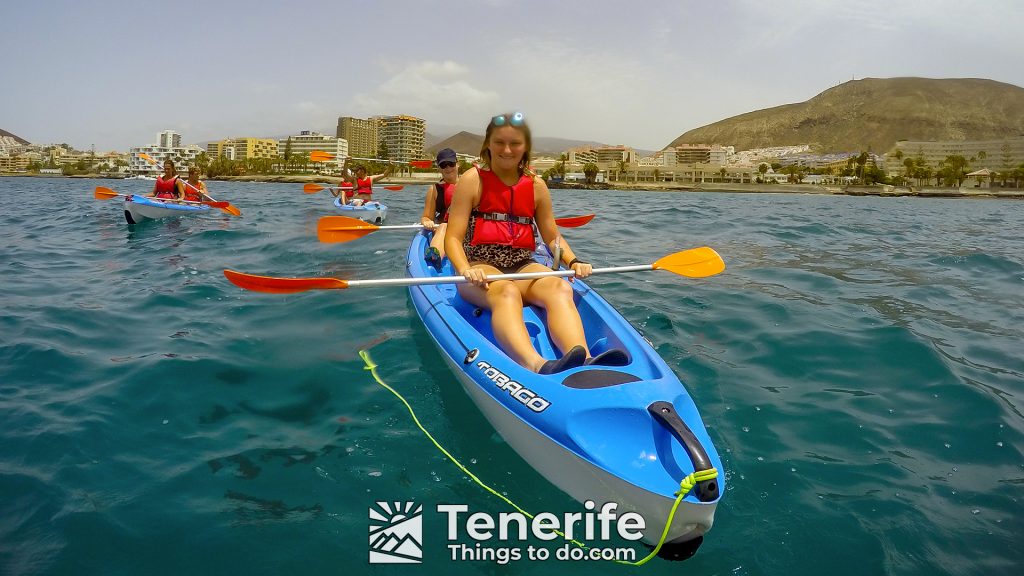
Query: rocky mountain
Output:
[[0, 128, 30, 145], [428, 131, 610, 157], [667, 77, 1024, 153]]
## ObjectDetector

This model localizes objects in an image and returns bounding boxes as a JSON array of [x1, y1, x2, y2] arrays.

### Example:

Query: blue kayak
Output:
[[124, 194, 210, 224], [405, 231, 722, 548], [333, 197, 387, 224]]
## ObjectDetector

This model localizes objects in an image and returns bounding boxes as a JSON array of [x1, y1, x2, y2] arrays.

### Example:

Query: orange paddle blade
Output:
[[652, 247, 725, 278], [409, 160, 433, 169], [382, 185, 404, 191], [224, 269, 348, 293], [304, 183, 327, 194], [94, 186, 120, 199], [218, 203, 242, 217], [319, 215, 366, 227], [316, 216, 380, 243], [310, 151, 335, 162], [139, 153, 158, 165], [554, 214, 595, 228]]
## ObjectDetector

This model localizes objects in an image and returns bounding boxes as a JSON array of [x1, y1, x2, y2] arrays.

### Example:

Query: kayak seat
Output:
[[561, 370, 640, 389]]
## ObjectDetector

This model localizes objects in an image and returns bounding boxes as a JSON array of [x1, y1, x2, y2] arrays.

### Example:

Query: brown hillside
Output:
[[668, 77, 1024, 153], [429, 131, 483, 156], [1, 128, 31, 145]]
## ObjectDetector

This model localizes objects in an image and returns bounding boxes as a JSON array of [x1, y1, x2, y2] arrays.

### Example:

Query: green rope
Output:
[[359, 349, 718, 566]]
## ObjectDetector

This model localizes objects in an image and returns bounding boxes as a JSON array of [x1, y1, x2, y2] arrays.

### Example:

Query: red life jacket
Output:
[[355, 177, 373, 197], [434, 181, 456, 222], [470, 168, 535, 250], [154, 176, 178, 199], [183, 181, 203, 202]]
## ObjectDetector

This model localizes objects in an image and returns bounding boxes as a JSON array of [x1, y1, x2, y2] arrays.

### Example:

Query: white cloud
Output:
[[350, 60, 501, 122]]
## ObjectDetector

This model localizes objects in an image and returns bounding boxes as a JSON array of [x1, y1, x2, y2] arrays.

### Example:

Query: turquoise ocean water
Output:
[[1, 176, 1022, 575]]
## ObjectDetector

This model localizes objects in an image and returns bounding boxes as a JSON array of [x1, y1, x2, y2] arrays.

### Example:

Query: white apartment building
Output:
[[889, 136, 1024, 174], [129, 131, 203, 175], [279, 131, 349, 168]]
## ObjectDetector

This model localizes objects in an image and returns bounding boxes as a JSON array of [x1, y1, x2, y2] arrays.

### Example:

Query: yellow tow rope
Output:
[[359, 350, 717, 566]]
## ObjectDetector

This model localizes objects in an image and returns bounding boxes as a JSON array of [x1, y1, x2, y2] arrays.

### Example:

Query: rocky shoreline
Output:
[[5, 172, 1022, 198], [548, 180, 1024, 198]]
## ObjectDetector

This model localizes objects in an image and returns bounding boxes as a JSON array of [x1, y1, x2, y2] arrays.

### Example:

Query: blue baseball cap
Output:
[[436, 148, 457, 165]]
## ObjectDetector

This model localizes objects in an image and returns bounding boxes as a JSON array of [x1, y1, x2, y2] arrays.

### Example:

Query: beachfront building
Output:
[[207, 138, 279, 160], [337, 116, 379, 158], [0, 152, 32, 172], [596, 144, 734, 183], [278, 131, 348, 169], [672, 144, 727, 165], [567, 148, 597, 165], [54, 150, 127, 172], [567, 145, 638, 169], [376, 115, 426, 162], [887, 136, 1024, 176], [129, 131, 203, 175]]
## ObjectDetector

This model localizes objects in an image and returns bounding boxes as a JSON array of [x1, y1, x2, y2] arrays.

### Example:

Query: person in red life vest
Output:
[[331, 156, 356, 203], [445, 112, 626, 374], [182, 165, 210, 202], [150, 159, 184, 200], [346, 163, 393, 206], [421, 147, 460, 270]]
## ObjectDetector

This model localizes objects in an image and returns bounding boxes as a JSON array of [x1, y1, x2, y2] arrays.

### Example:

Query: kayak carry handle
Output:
[[648, 401, 719, 502]]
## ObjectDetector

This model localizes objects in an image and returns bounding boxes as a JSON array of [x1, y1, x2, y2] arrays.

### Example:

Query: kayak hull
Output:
[[333, 197, 387, 224], [123, 194, 210, 224], [405, 231, 722, 546]]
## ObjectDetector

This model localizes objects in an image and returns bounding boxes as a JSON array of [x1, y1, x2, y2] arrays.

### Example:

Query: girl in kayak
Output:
[[182, 165, 209, 202], [346, 163, 392, 206], [150, 159, 184, 200], [331, 156, 355, 202], [421, 148, 460, 270], [446, 112, 626, 374]]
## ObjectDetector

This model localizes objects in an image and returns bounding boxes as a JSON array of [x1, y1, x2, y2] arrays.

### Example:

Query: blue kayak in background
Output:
[[333, 197, 387, 224], [405, 230, 722, 550], [123, 194, 210, 224]]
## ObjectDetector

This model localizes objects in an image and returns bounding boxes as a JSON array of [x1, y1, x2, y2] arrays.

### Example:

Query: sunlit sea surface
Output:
[[2, 176, 1022, 575]]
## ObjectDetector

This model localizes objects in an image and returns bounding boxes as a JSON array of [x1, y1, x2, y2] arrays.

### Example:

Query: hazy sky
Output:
[[4, 0, 1022, 152]]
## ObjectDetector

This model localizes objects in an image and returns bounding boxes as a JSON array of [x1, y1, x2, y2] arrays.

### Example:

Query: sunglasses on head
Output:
[[438, 161, 456, 169], [492, 112, 525, 127]]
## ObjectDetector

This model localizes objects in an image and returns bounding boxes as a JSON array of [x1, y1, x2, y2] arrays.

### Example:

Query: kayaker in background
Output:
[[421, 147, 460, 270], [347, 163, 393, 206], [445, 112, 627, 374], [331, 156, 356, 203], [182, 165, 209, 202], [150, 159, 184, 200]]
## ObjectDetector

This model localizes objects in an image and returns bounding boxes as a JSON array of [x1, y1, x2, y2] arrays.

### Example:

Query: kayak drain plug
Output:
[[464, 349, 479, 364]]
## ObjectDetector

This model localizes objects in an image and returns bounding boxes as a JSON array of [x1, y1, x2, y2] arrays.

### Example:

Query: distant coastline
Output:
[[3, 172, 1022, 199]]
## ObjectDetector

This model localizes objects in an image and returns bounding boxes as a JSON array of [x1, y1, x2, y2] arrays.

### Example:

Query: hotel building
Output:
[[278, 131, 349, 168], [129, 130, 203, 175], [337, 117, 378, 158], [889, 136, 1024, 174], [207, 138, 279, 160], [376, 115, 426, 162]]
